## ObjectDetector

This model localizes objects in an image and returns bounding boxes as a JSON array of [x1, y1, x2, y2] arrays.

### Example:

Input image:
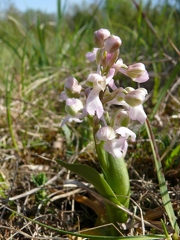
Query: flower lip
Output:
[[87, 73, 106, 91], [115, 126, 136, 142]]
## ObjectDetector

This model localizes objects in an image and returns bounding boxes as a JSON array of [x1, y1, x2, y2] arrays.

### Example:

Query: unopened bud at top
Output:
[[127, 63, 146, 79], [94, 28, 111, 47], [64, 77, 82, 97], [104, 35, 122, 53]]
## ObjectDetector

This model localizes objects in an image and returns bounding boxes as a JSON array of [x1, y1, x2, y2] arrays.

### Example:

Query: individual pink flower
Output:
[[128, 105, 147, 124], [115, 126, 136, 142], [61, 98, 87, 126], [113, 110, 130, 128], [65, 98, 83, 116], [85, 73, 109, 118], [85, 86, 104, 119], [86, 73, 106, 90], [125, 88, 147, 107], [103, 126, 136, 158], [64, 77, 82, 97], [119, 63, 149, 83]]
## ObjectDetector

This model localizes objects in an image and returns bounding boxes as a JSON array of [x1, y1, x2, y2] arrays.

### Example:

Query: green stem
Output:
[[93, 118, 130, 225]]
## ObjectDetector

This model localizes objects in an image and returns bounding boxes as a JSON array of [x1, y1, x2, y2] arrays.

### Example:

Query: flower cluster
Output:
[[60, 28, 149, 159]]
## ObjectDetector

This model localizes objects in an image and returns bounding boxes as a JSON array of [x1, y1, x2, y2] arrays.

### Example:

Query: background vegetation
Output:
[[0, 0, 179, 238]]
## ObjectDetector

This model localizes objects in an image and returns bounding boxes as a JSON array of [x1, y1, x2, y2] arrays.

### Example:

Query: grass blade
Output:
[[145, 119, 179, 236]]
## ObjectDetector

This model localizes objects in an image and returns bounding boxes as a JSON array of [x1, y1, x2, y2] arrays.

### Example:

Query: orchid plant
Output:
[[59, 28, 149, 234]]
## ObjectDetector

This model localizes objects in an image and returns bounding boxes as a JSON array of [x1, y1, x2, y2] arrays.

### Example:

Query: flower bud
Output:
[[94, 28, 110, 47], [104, 35, 122, 53], [125, 88, 147, 107], [96, 126, 116, 143], [104, 50, 119, 70], [65, 98, 83, 116], [127, 63, 146, 79], [64, 77, 82, 98]]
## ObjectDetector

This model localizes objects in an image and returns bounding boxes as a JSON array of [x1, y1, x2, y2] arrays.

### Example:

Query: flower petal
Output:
[[60, 116, 83, 127], [128, 105, 147, 124], [86, 48, 98, 62], [85, 87, 104, 118], [106, 68, 115, 85], [115, 126, 136, 141], [104, 137, 128, 158], [133, 71, 149, 83]]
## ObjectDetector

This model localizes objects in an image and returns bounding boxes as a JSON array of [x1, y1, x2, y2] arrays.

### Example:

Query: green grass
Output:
[[0, 0, 179, 238]]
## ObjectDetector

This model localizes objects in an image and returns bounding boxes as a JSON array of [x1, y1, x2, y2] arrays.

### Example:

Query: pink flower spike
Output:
[[104, 137, 128, 158], [115, 127, 136, 142], [128, 105, 147, 124]]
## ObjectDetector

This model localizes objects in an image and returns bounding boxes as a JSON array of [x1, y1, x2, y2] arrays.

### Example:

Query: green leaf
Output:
[[57, 160, 128, 229], [57, 160, 120, 205]]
